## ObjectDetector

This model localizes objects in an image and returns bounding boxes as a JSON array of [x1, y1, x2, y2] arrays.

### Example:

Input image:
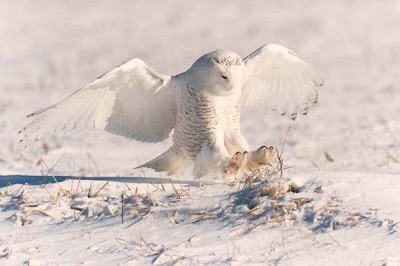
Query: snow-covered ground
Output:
[[1, 0, 400, 265]]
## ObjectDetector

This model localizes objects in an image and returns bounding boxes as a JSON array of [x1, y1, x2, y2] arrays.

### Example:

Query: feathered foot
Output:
[[221, 151, 248, 183], [245, 146, 275, 172]]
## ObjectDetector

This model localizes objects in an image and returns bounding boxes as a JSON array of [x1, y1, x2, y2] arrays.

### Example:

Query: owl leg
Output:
[[224, 131, 249, 156], [245, 146, 275, 173], [193, 140, 230, 179], [218, 132, 250, 182]]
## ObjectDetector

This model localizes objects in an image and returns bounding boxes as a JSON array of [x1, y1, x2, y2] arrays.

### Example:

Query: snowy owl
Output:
[[19, 44, 323, 181]]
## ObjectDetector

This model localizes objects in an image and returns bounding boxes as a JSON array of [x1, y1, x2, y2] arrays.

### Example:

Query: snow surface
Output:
[[1, 0, 400, 265]]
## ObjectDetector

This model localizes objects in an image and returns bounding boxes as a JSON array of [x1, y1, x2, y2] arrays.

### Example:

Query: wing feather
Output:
[[19, 58, 179, 146], [242, 43, 323, 119]]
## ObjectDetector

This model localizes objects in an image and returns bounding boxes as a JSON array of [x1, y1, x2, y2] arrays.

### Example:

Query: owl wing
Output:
[[242, 43, 324, 120], [19, 58, 179, 147]]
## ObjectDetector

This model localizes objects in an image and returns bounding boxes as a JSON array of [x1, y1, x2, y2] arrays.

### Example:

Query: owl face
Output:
[[187, 50, 244, 96]]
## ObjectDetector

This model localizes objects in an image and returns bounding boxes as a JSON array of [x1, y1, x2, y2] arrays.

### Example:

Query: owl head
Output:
[[185, 50, 244, 96]]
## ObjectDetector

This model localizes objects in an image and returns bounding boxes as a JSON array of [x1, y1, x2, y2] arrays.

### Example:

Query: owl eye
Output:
[[221, 75, 228, 80]]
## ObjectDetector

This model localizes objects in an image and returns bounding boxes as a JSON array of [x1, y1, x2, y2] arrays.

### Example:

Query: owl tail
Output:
[[135, 147, 184, 175]]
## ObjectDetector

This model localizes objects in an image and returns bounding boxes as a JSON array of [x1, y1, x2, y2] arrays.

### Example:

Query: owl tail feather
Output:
[[135, 147, 184, 175]]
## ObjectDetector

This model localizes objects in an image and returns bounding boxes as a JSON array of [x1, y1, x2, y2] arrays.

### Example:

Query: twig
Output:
[[121, 194, 124, 224], [86, 239, 108, 250], [139, 167, 158, 206], [186, 235, 196, 247], [124, 182, 132, 191], [16, 183, 26, 193], [70, 156, 77, 192], [42, 155, 64, 177], [41, 158, 65, 191], [169, 177, 181, 199], [89, 181, 109, 198], [280, 124, 292, 158], [139, 167, 163, 191], [59, 249, 68, 256], [274, 125, 292, 178], [175, 174, 187, 196], [75, 177, 84, 192], [87, 181, 94, 198]]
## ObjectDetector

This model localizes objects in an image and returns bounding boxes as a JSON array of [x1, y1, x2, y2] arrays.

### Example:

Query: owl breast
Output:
[[173, 85, 240, 161], [173, 83, 240, 161], [173, 85, 218, 160]]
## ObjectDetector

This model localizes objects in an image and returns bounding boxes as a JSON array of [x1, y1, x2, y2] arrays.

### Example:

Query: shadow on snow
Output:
[[0, 175, 205, 188]]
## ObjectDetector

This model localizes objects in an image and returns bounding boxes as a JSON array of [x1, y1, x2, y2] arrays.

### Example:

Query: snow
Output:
[[1, 0, 400, 265]]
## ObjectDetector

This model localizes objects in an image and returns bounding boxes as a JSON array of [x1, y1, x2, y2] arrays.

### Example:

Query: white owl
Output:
[[19, 44, 323, 181]]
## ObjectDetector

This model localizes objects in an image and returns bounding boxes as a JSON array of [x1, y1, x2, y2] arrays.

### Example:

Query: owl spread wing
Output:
[[19, 58, 179, 147], [242, 43, 324, 120]]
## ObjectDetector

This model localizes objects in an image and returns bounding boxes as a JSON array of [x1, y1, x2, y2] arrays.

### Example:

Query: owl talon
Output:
[[221, 151, 248, 183], [245, 146, 275, 172]]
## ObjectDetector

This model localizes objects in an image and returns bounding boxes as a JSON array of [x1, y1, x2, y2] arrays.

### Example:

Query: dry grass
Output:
[[5, 125, 375, 233]]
